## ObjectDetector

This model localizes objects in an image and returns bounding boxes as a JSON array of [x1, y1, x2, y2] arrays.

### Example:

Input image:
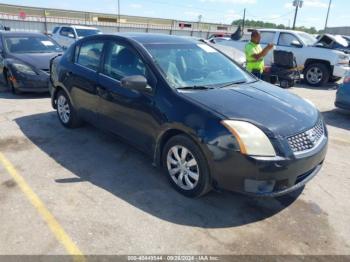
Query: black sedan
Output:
[[0, 31, 62, 94], [50, 33, 328, 198]]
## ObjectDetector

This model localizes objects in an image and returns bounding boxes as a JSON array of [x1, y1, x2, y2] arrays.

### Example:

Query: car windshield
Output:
[[144, 43, 253, 88], [76, 29, 101, 37], [298, 32, 317, 46], [4, 35, 62, 53]]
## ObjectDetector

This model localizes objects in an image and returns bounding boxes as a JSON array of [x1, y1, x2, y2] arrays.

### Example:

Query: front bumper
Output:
[[11, 71, 49, 93], [209, 135, 328, 197], [335, 85, 350, 110], [333, 64, 350, 78]]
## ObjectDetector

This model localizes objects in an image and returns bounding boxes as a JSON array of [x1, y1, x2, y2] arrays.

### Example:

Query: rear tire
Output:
[[304, 63, 330, 87], [56, 90, 83, 128], [162, 135, 212, 198]]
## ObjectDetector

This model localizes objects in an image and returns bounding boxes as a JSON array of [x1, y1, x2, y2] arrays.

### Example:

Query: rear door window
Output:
[[259, 31, 276, 44], [76, 40, 104, 71]]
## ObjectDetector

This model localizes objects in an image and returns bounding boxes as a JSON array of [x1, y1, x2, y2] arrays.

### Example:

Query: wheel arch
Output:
[[2, 67, 8, 83], [51, 85, 74, 109], [304, 59, 332, 74], [154, 128, 206, 168]]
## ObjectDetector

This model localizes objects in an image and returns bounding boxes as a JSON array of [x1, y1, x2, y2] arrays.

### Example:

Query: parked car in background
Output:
[[51, 25, 102, 49], [209, 41, 246, 66], [0, 31, 63, 94], [342, 35, 350, 46], [50, 33, 328, 198], [208, 36, 231, 44], [208, 33, 231, 40], [218, 29, 350, 86], [183, 37, 246, 66], [0, 24, 10, 31], [316, 34, 350, 54], [335, 72, 350, 111]]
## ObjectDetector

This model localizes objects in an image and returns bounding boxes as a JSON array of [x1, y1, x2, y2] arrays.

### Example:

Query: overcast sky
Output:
[[1, 0, 349, 29]]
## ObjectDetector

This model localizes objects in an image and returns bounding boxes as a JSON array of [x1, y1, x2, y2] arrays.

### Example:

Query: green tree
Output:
[[232, 19, 321, 34]]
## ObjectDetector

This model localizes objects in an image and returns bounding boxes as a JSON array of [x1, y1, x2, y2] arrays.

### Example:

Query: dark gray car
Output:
[[0, 31, 62, 94]]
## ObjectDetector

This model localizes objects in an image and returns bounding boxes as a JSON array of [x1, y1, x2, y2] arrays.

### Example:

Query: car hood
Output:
[[8, 52, 62, 70], [180, 81, 319, 138]]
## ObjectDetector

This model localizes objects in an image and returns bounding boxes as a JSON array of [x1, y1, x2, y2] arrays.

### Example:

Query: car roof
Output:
[[104, 33, 199, 45], [256, 28, 307, 34], [67, 25, 99, 30], [0, 31, 46, 37]]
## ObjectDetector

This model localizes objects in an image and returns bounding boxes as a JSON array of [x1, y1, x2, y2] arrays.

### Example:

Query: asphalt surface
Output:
[[0, 82, 350, 256]]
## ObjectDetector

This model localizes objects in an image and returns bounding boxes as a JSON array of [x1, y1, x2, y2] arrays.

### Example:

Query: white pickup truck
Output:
[[51, 25, 102, 49], [218, 29, 350, 86]]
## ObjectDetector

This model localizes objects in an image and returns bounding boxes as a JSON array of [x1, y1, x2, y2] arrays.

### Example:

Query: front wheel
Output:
[[162, 135, 211, 198], [5, 70, 21, 94], [304, 63, 330, 87], [56, 90, 83, 128]]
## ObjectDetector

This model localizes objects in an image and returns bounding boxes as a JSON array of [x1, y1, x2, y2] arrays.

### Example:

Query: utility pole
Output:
[[43, 9, 48, 34], [198, 14, 202, 30], [324, 0, 332, 32], [292, 0, 303, 30], [117, 0, 121, 32], [242, 8, 246, 33]]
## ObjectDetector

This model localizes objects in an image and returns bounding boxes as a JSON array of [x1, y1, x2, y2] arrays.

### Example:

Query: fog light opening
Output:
[[244, 179, 276, 194]]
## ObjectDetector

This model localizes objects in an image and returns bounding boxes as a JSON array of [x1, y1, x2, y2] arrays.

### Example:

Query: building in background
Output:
[[0, 3, 237, 39], [326, 27, 350, 36]]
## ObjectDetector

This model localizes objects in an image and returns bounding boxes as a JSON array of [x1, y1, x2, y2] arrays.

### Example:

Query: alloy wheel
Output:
[[166, 145, 200, 190], [306, 67, 323, 85], [57, 95, 71, 124]]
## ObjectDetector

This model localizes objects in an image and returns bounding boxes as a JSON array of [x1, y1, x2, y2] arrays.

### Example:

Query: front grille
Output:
[[287, 119, 324, 154]]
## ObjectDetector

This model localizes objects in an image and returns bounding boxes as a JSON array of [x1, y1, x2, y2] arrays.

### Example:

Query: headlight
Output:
[[337, 54, 349, 65], [221, 120, 276, 157], [12, 62, 37, 75]]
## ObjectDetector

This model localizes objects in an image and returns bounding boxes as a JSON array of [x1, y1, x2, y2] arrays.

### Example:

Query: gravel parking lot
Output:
[[0, 82, 350, 257]]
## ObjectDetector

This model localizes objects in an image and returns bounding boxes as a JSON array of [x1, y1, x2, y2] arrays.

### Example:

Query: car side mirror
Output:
[[121, 75, 151, 93], [68, 33, 75, 39], [291, 40, 303, 48]]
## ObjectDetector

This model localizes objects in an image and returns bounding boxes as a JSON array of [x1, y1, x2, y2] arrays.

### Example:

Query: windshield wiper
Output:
[[217, 80, 248, 88], [177, 85, 214, 90]]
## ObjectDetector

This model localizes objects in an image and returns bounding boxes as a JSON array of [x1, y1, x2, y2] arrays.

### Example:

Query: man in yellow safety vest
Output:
[[245, 30, 274, 79]]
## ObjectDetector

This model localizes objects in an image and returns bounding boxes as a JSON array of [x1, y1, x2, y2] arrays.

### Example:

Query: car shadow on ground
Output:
[[15, 112, 303, 229], [0, 90, 50, 99], [292, 81, 339, 91], [322, 109, 350, 131]]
